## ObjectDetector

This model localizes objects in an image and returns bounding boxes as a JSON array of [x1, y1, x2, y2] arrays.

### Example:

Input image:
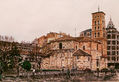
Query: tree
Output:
[[21, 60, 31, 80], [0, 42, 22, 74], [101, 68, 109, 76], [0, 69, 2, 81], [8, 42, 22, 69], [21, 61, 31, 71]]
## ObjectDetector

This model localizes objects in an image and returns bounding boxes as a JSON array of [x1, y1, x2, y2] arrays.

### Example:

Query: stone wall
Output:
[[74, 56, 91, 70]]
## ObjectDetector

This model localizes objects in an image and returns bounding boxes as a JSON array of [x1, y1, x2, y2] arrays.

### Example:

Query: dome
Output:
[[107, 18, 115, 28]]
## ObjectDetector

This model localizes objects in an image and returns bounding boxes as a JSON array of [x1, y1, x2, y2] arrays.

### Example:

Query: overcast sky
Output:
[[0, 0, 119, 42]]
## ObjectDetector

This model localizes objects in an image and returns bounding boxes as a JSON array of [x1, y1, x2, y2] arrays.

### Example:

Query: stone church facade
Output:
[[40, 37, 107, 71]]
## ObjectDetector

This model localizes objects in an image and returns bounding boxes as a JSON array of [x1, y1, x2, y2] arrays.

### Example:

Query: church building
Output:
[[40, 10, 107, 71]]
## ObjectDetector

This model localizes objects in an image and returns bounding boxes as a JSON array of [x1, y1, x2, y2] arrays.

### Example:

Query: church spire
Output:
[[110, 16, 112, 21], [107, 17, 114, 28]]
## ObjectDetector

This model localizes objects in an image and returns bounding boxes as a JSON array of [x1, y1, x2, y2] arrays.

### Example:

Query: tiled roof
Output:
[[50, 37, 101, 43], [73, 49, 91, 56]]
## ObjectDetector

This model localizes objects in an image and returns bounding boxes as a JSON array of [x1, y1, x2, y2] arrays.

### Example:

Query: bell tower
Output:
[[92, 10, 107, 57]]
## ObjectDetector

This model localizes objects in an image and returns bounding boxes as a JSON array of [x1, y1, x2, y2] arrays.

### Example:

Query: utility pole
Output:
[[75, 28, 76, 37], [98, 5, 100, 12]]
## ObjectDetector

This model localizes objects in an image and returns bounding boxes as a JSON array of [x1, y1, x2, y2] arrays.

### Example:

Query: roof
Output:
[[81, 29, 92, 33], [75, 37, 101, 44], [73, 49, 91, 56], [92, 11, 105, 15], [107, 18, 115, 28], [50, 37, 77, 42], [50, 37, 101, 44]]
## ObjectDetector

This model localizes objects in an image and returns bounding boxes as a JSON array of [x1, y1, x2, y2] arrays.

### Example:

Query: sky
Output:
[[0, 0, 119, 42]]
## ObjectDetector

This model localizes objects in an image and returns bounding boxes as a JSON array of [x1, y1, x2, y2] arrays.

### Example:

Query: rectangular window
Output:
[[117, 46, 119, 50], [112, 51, 115, 55], [112, 57, 116, 61], [112, 46, 115, 50], [107, 51, 110, 55], [112, 41, 116, 45], [112, 34, 116, 39], [107, 35, 111, 39], [107, 41, 110, 44], [117, 36, 119, 39], [117, 41, 119, 44], [107, 57, 110, 61], [59, 43, 62, 49], [107, 46, 110, 50]]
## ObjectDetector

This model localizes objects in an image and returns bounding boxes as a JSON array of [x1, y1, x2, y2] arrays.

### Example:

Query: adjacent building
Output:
[[106, 18, 119, 68], [80, 15, 119, 68], [80, 29, 92, 38], [35, 32, 71, 47]]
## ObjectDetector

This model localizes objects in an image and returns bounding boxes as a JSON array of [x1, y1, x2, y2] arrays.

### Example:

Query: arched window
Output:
[[83, 46, 85, 50], [59, 43, 62, 49], [95, 21, 96, 25], [97, 44, 98, 50], [88, 57, 90, 61], [95, 27, 96, 30], [98, 26, 100, 30], [98, 21, 100, 25], [98, 32, 100, 37], [107, 35, 111, 39], [95, 33, 96, 37]]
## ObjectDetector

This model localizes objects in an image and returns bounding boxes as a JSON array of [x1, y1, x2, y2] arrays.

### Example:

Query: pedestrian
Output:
[[67, 69, 70, 79]]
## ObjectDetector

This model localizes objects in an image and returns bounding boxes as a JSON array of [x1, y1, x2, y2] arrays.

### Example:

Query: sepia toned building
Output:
[[91, 10, 107, 57], [80, 10, 107, 57], [39, 10, 108, 71], [36, 32, 71, 47], [80, 19, 119, 68], [40, 37, 106, 71], [80, 12, 119, 69], [106, 18, 119, 68], [80, 29, 92, 38]]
